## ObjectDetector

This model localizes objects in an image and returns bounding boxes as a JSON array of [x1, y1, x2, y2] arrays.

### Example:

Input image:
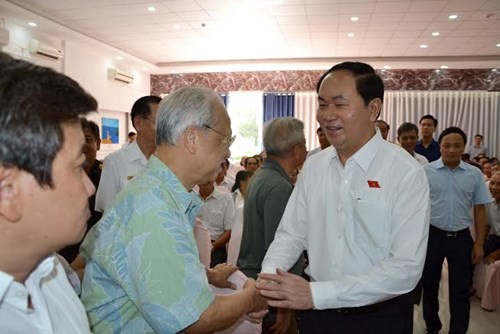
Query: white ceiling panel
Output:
[[2, 0, 498, 69]]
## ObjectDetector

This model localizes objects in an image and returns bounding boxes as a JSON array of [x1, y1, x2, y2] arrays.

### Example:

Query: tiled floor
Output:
[[413, 267, 500, 333]]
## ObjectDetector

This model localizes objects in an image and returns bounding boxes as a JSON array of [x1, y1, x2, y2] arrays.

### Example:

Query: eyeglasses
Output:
[[203, 125, 236, 147]]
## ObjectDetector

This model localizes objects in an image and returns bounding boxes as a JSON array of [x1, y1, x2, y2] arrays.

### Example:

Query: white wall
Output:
[[1, 2, 151, 158]]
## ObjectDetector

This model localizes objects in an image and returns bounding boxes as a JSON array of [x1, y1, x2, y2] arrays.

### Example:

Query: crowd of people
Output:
[[1, 52, 499, 334]]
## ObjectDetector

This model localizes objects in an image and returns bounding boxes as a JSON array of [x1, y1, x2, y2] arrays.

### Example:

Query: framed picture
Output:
[[101, 117, 119, 144]]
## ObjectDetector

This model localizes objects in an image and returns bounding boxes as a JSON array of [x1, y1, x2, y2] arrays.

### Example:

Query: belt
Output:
[[430, 225, 469, 238], [331, 294, 406, 315]]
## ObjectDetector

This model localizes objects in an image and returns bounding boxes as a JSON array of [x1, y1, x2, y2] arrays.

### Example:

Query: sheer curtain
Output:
[[295, 91, 319, 151], [381, 91, 500, 157]]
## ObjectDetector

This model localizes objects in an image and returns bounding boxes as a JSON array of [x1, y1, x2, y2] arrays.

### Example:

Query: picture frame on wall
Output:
[[101, 117, 119, 144]]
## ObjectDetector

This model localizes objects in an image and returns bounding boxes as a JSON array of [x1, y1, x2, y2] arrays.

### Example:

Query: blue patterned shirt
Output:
[[80, 155, 214, 334]]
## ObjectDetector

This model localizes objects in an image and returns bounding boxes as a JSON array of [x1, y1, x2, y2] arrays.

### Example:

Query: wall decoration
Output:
[[101, 117, 119, 144]]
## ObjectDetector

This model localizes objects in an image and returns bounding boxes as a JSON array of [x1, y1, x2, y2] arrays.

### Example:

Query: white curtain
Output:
[[381, 91, 500, 158], [295, 91, 319, 150]]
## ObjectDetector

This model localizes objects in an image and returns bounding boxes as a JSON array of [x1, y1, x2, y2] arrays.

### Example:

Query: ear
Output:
[[368, 98, 383, 122], [96, 137, 102, 151], [183, 126, 199, 154], [0, 166, 22, 222]]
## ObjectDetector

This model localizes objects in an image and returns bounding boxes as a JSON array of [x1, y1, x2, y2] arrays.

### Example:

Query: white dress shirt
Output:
[[95, 140, 148, 213], [0, 255, 90, 334], [261, 131, 430, 310], [197, 187, 236, 240]]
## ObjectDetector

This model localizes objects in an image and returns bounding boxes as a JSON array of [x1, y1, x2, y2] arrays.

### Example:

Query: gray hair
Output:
[[156, 87, 222, 145], [264, 117, 305, 156]]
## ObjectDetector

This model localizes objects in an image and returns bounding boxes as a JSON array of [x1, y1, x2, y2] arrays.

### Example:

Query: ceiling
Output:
[[3, 0, 500, 72]]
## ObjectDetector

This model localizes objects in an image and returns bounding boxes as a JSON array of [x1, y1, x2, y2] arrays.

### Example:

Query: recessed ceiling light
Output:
[[347, 33, 355, 38], [440, 65, 449, 69], [351, 16, 359, 22], [432, 32, 440, 36], [492, 68, 498, 72], [496, 43, 500, 47], [115, 56, 123, 60], [383, 65, 391, 69], [147, 6, 156, 12], [419, 44, 429, 48], [173, 24, 180, 30], [28, 22, 37, 27], [435, 69, 441, 72], [448, 14, 458, 20]]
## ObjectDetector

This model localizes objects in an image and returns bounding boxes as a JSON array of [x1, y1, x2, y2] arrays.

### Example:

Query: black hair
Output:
[[419, 114, 438, 127], [80, 118, 100, 140], [438, 126, 467, 145], [397, 122, 419, 137], [0, 52, 97, 187], [474, 134, 483, 139], [130, 95, 161, 128], [231, 170, 254, 192], [316, 61, 384, 105], [128, 131, 136, 137]]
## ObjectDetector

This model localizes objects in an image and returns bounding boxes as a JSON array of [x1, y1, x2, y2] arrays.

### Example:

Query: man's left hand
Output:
[[256, 269, 314, 310], [207, 263, 238, 289]]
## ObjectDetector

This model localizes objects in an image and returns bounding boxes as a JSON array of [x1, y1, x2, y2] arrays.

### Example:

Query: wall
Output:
[[151, 69, 500, 95], [1, 8, 151, 159]]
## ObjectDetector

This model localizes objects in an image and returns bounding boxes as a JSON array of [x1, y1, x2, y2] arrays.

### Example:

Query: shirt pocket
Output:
[[353, 200, 391, 252]]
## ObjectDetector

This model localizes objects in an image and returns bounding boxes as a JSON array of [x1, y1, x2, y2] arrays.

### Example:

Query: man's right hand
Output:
[[243, 278, 269, 313]]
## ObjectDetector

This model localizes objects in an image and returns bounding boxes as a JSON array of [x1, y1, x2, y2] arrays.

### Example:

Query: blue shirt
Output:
[[80, 156, 214, 334], [415, 139, 441, 162], [424, 159, 491, 231]]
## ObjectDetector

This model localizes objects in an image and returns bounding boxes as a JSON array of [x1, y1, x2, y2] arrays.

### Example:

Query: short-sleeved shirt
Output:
[[424, 159, 491, 231], [0, 255, 90, 334], [487, 200, 500, 236], [415, 139, 441, 162], [197, 188, 235, 240], [81, 156, 214, 334], [94, 140, 147, 213]]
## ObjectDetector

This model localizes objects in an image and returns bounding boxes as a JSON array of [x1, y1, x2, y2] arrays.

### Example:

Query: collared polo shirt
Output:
[[197, 187, 235, 240], [415, 139, 441, 162]]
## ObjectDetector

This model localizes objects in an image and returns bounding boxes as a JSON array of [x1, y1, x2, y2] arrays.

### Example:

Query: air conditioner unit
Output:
[[0, 27, 9, 47], [108, 68, 134, 84], [29, 39, 63, 59]]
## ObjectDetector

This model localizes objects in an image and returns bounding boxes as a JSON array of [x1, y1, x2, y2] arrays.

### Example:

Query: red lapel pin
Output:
[[367, 180, 380, 188]]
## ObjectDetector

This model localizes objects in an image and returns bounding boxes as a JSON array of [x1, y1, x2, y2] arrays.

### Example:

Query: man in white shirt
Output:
[[256, 62, 430, 333], [397, 122, 429, 166], [197, 182, 236, 267], [0, 52, 96, 333], [95, 95, 161, 213]]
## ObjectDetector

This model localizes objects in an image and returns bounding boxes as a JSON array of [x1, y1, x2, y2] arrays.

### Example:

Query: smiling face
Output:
[[197, 100, 232, 184], [316, 70, 380, 163], [398, 129, 419, 155], [490, 172, 500, 202], [440, 132, 465, 168]]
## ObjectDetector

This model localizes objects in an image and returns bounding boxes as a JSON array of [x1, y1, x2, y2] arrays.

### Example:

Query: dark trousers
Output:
[[297, 292, 413, 334], [210, 246, 227, 268], [422, 226, 473, 334], [484, 234, 500, 257]]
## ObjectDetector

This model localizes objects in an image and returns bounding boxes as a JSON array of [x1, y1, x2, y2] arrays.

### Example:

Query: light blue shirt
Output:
[[424, 159, 491, 231], [81, 156, 214, 334]]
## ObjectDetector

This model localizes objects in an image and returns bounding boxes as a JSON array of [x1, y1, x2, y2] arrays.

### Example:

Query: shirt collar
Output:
[[126, 140, 147, 163], [263, 158, 292, 185], [199, 186, 220, 201], [148, 155, 202, 225], [330, 130, 383, 172], [0, 270, 14, 303], [434, 158, 467, 170]]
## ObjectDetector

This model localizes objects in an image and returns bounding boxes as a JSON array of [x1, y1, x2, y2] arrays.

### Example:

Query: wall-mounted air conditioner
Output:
[[29, 39, 63, 59], [0, 27, 9, 47], [108, 68, 134, 84]]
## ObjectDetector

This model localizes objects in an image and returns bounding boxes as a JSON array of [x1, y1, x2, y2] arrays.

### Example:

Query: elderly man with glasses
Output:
[[80, 87, 267, 334]]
